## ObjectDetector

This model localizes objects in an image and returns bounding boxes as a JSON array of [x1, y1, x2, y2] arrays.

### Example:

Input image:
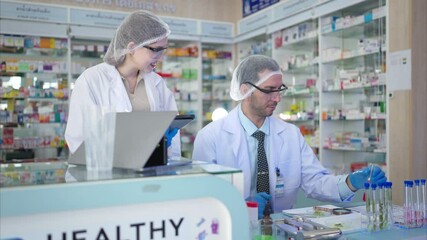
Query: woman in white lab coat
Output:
[[65, 10, 180, 158], [192, 55, 386, 218]]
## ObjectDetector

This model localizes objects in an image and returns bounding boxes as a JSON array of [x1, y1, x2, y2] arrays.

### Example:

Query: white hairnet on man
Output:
[[230, 55, 283, 101], [104, 10, 171, 66]]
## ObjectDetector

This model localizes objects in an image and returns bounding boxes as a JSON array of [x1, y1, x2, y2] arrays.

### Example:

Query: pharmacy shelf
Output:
[[0, 34, 70, 162], [319, 0, 387, 173], [322, 13, 386, 37], [282, 64, 319, 75], [201, 43, 234, 127], [323, 147, 386, 153], [321, 50, 383, 65], [272, 19, 320, 154], [281, 35, 318, 51]]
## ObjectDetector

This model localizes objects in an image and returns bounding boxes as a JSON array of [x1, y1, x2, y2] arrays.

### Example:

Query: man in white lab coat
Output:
[[193, 55, 386, 218], [65, 10, 180, 158]]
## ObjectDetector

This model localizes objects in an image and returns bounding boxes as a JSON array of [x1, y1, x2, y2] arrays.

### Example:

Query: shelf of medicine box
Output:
[[282, 63, 319, 75], [283, 87, 318, 97], [175, 98, 198, 103], [0, 61, 68, 75], [0, 97, 68, 103], [322, 17, 386, 41], [279, 110, 318, 120], [322, 145, 386, 153], [322, 80, 386, 93], [321, 47, 385, 65], [157, 71, 198, 81], [70, 41, 105, 59], [202, 75, 228, 81], [158, 74, 198, 83], [321, 109, 386, 120], [1, 97, 68, 103], [202, 98, 233, 102], [0, 71, 25, 77], [202, 57, 232, 63], [0, 96, 25, 100], [202, 82, 230, 92], [70, 60, 103, 72], [321, 5, 386, 36], [0, 52, 67, 62], [71, 47, 107, 59], [0, 145, 67, 151], [0, 41, 67, 56], [322, 116, 386, 121], [163, 54, 199, 60], [202, 83, 230, 92], [0, 121, 67, 128], [238, 34, 272, 60], [1, 137, 67, 149], [70, 55, 104, 63], [282, 118, 318, 123], [279, 33, 318, 51], [25, 97, 68, 102]]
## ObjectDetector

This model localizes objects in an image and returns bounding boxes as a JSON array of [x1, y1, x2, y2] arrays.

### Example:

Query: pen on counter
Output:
[[368, 164, 375, 183]]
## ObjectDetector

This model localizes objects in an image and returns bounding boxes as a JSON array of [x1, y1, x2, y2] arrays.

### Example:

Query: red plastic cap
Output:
[[246, 201, 258, 208]]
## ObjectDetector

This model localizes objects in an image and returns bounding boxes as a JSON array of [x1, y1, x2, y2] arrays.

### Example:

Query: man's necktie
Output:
[[252, 131, 269, 194]]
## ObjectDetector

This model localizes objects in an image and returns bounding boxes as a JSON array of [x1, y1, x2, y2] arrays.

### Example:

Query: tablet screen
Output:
[[170, 114, 195, 129]]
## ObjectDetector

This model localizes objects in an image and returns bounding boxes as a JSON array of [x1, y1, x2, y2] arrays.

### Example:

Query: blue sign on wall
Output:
[[243, 0, 280, 17]]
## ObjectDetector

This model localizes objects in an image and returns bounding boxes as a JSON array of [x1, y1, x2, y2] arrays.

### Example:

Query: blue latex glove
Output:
[[254, 192, 271, 219], [165, 128, 178, 148], [349, 165, 387, 190]]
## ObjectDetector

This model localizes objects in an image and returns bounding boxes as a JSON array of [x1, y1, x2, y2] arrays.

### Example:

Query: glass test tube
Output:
[[414, 180, 423, 227], [404, 180, 414, 228], [378, 183, 387, 230], [421, 179, 426, 227], [385, 182, 394, 229], [364, 182, 372, 230], [371, 183, 378, 231]]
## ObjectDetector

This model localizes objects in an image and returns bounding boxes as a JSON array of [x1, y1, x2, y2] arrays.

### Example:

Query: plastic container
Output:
[[246, 201, 259, 239]]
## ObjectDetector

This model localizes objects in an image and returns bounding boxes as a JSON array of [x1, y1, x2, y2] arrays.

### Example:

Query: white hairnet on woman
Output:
[[230, 55, 283, 101], [104, 10, 171, 66]]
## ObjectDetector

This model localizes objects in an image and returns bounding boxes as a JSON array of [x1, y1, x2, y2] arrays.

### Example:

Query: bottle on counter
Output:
[[259, 201, 273, 238]]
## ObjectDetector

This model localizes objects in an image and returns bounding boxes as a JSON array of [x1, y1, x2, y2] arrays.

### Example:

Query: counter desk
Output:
[[0, 160, 250, 240], [1, 160, 426, 240], [271, 202, 427, 240]]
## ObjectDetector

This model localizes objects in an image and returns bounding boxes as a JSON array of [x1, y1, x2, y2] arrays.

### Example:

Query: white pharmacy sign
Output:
[[1, 198, 231, 240]]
